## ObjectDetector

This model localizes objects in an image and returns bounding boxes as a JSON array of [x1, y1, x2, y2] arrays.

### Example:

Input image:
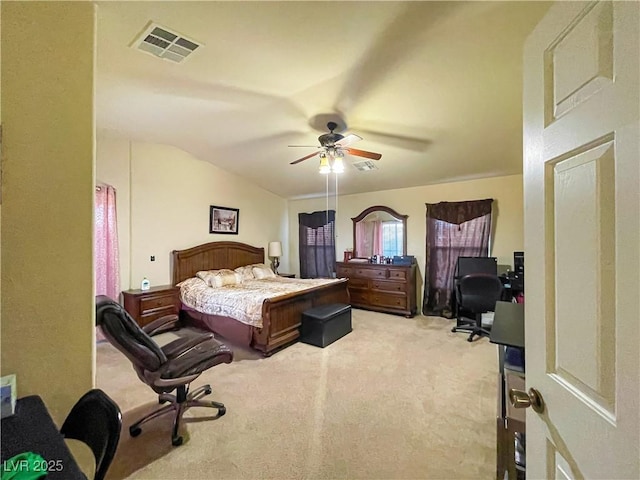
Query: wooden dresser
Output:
[[121, 284, 180, 327], [336, 262, 417, 317]]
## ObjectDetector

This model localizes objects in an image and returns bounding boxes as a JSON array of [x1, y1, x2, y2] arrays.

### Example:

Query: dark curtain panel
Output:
[[422, 199, 493, 317], [299, 210, 336, 278]]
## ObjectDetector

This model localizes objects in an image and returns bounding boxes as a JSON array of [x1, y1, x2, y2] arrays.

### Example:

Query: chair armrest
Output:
[[161, 332, 214, 359], [142, 314, 180, 337]]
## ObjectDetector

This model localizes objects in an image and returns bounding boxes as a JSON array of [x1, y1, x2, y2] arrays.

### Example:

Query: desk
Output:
[[490, 301, 525, 480], [490, 301, 524, 349], [1, 396, 86, 479]]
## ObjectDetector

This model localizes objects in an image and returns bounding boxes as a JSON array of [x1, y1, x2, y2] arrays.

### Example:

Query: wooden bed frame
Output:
[[172, 241, 349, 356]]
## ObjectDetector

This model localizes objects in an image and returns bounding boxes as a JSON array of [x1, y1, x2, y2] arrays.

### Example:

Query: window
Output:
[[298, 210, 336, 278], [305, 222, 334, 246], [431, 218, 488, 259], [422, 199, 493, 316], [382, 221, 403, 258]]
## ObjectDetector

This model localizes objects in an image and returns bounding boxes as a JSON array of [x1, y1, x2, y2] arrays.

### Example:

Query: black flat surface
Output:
[[490, 301, 525, 348], [1, 396, 86, 479], [303, 303, 351, 320]]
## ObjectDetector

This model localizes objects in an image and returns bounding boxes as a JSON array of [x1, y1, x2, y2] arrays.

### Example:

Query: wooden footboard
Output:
[[252, 279, 349, 355]]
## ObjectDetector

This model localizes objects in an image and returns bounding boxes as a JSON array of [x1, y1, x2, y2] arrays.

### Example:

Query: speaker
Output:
[[514, 251, 524, 275]]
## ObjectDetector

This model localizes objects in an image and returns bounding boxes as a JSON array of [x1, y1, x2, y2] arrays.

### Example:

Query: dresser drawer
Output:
[[349, 289, 370, 305], [140, 292, 178, 313], [140, 306, 177, 325], [370, 292, 407, 310], [347, 277, 369, 289], [355, 268, 387, 279], [337, 266, 354, 277], [387, 269, 407, 280], [371, 280, 406, 293]]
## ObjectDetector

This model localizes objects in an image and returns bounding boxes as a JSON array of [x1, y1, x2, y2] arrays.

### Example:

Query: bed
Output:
[[172, 241, 349, 356]]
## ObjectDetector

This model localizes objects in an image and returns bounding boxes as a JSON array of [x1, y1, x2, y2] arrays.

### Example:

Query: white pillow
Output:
[[252, 265, 276, 279], [234, 265, 256, 281]]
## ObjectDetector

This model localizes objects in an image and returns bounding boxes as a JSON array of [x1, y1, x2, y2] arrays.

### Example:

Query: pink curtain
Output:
[[355, 221, 369, 257], [95, 185, 120, 301], [356, 221, 384, 258]]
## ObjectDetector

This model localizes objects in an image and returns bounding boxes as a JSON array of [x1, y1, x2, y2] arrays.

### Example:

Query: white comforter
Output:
[[179, 276, 340, 328]]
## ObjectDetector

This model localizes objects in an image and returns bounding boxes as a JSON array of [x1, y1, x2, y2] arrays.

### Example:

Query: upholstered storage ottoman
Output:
[[300, 303, 352, 348]]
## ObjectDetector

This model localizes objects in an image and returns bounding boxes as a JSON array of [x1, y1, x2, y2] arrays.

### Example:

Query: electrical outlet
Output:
[[150, 256, 155, 261]]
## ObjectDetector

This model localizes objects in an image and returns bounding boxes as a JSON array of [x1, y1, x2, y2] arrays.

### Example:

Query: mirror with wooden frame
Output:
[[352, 206, 408, 259]]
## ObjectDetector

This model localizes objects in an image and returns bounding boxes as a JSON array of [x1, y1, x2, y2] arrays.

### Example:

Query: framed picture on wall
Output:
[[209, 205, 239, 234]]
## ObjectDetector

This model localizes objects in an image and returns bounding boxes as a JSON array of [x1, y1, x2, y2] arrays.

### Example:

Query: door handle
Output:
[[509, 387, 545, 413]]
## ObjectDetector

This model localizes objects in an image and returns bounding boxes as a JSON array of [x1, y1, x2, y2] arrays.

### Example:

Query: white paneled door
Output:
[[523, 1, 639, 479]]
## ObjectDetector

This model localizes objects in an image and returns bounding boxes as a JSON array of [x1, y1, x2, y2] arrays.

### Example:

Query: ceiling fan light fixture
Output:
[[290, 121, 381, 169], [319, 154, 331, 174], [332, 153, 345, 173]]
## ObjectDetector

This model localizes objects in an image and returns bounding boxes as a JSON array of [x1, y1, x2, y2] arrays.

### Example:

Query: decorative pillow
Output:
[[196, 269, 240, 287], [211, 270, 241, 288], [252, 264, 276, 279], [196, 270, 218, 285], [234, 265, 256, 281]]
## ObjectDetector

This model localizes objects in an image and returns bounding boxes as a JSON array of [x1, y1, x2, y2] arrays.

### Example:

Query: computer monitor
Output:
[[456, 256, 498, 277]]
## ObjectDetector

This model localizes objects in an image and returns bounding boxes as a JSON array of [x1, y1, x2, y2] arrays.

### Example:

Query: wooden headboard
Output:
[[172, 241, 265, 285]]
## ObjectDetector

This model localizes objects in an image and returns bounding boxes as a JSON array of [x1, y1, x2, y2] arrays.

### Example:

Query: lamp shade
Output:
[[268, 241, 282, 258], [319, 155, 331, 174]]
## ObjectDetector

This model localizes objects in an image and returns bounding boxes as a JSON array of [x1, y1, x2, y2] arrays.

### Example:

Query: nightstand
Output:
[[121, 284, 180, 327], [278, 273, 296, 278]]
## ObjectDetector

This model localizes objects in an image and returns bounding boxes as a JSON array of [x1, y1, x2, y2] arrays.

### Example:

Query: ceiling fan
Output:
[[289, 121, 382, 168]]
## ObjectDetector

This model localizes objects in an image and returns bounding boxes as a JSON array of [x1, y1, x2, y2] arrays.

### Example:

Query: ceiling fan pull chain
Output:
[[335, 172, 339, 243]]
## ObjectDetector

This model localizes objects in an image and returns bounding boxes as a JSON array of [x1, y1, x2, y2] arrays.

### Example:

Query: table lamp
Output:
[[268, 241, 282, 274]]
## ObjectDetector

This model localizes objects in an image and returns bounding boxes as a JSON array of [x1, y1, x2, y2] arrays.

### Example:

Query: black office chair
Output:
[[96, 295, 234, 446], [452, 273, 504, 342], [60, 389, 122, 480]]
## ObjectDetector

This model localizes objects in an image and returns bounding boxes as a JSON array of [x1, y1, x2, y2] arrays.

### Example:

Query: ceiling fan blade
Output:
[[336, 133, 362, 147], [290, 151, 321, 165], [344, 148, 382, 160], [288, 145, 320, 148], [355, 128, 431, 152]]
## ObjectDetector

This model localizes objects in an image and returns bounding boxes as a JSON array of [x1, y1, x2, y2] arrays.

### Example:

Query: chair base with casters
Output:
[[130, 383, 226, 446], [96, 295, 233, 447], [451, 313, 492, 342]]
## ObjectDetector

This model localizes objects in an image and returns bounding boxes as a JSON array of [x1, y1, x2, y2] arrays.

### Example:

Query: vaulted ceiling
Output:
[[96, 1, 552, 199]]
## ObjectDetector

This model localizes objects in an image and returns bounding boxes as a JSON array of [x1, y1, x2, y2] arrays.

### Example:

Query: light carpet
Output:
[[96, 309, 498, 480]]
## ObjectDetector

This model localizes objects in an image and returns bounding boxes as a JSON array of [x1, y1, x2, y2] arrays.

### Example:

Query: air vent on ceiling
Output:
[[352, 160, 378, 171], [132, 23, 201, 63]]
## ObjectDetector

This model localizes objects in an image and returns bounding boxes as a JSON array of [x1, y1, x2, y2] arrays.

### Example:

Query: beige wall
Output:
[[1, 2, 96, 422], [97, 134, 289, 290], [288, 174, 524, 307]]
